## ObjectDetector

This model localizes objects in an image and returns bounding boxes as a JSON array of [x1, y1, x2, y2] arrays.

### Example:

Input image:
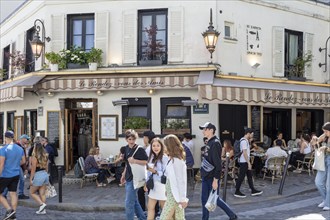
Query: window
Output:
[[7, 111, 15, 131], [285, 29, 303, 77], [25, 27, 35, 73], [24, 109, 37, 137], [138, 9, 167, 64], [224, 21, 234, 39], [0, 113, 3, 143], [67, 14, 95, 51], [122, 98, 151, 131], [161, 97, 191, 133], [1, 45, 10, 81]]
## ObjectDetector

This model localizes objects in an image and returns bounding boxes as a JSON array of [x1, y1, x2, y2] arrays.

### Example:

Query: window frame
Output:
[[2, 45, 10, 81], [25, 27, 35, 73], [138, 9, 168, 64], [24, 109, 38, 137], [6, 111, 15, 131], [284, 29, 303, 77], [67, 13, 95, 51]]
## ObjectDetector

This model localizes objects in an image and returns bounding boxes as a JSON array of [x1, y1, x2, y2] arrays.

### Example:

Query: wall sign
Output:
[[38, 107, 43, 116], [99, 115, 118, 141], [246, 25, 262, 56], [251, 106, 261, 141], [47, 111, 60, 149], [193, 104, 209, 114]]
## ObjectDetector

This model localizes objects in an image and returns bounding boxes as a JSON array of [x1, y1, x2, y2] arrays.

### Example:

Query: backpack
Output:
[[52, 145, 58, 157], [74, 161, 83, 178], [234, 138, 248, 160]]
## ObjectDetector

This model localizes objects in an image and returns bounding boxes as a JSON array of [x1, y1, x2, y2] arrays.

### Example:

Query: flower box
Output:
[[67, 63, 88, 69]]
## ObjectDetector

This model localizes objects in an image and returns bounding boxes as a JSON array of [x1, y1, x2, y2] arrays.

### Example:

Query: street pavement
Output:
[[0, 171, 324, 219]]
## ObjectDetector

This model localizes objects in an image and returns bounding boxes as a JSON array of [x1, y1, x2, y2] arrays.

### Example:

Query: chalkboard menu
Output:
[[251, 106, 261, 141], [47, 111, 60, 149]]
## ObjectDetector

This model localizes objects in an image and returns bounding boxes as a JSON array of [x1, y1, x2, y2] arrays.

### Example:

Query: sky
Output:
[[0, 0, 26, 23]]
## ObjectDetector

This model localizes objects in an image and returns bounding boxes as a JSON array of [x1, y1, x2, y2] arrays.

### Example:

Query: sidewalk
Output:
[[18, 171, 317, 212]]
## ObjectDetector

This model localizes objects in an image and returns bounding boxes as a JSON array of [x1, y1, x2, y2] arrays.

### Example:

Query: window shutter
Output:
[[16, 32, 26, 54], [95, 11, 110, 67], [304, 32, 313, 80], [51, 14, 65, 52], [272, 27, 284, 77], [122, 10, 137, 64], [168, 7, 184, 63]]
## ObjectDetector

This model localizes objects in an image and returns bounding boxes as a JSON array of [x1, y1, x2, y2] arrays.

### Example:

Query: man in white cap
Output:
[[199, 122, 237, 220], [0, 131, 26, 220]]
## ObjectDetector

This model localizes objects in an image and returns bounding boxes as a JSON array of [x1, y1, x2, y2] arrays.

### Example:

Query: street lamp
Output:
[[29, 19, 51, 64], [202, 8, 220, 59]]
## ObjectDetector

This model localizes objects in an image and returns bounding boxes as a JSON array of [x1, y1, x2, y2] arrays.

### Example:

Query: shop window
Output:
[[122, 98, 151, 132], [161, 97, 191, 134], [296, 109, 324, 136], [7, 111, 15, 131], [25, 27, 35, 73], [1, 45, 10, 81], [138, 9, 167, 65], [285, 29, 303, 77], [0, 113, 4, 144], [24, 109, 37, 138], [67, 14, 95, 51]]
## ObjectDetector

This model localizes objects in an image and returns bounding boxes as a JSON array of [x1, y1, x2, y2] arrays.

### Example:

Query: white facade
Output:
[[0, 0, 329, 169]]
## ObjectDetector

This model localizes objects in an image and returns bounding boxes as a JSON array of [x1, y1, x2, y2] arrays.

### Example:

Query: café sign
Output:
[[264, 92, 330, 105]]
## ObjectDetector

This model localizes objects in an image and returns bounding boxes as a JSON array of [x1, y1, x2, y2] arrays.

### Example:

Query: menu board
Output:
[[47, 111, 60, 149], [251, 106, 261, 141]]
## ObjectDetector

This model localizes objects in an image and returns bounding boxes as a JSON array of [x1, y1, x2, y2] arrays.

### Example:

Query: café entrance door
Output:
[[64, 99, 97, 172]]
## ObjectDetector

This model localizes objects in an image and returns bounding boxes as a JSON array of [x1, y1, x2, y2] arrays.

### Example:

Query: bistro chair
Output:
[[78, 157, 98, 188], [263, 157, 286, 184], [296, 152, 315, 176]]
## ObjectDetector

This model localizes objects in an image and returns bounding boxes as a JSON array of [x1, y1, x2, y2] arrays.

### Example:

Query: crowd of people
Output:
[[0, 131, 57, 219]]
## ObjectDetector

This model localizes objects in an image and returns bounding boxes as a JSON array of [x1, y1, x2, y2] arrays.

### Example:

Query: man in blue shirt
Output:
[[0, 131, 26, 220]]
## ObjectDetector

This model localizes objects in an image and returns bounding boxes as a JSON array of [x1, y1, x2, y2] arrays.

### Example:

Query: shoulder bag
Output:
[[46, 184, 57, 198], [130, 145, 147, 189], [313, 147, 325, 171]]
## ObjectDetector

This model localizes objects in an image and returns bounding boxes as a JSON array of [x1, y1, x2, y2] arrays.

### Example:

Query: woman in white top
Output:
[[290, 133, 312, 168], [144, 137, 168, 220], [94, 146, 103, 164], [160, 135, 188, 220]]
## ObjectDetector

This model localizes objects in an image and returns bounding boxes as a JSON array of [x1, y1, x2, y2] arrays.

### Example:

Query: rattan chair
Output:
[[296, 152, 315, 176], [263, 157, 286, 184], [78, 157, 98, 188]]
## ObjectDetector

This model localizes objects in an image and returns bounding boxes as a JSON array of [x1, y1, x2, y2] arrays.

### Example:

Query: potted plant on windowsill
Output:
[[287, 52, 312, 82], [7, 50, 26, 77], [123, 117, 150, 134], [45, 52, 62, 72], [87, 48, 103, 71], [139, 25, 165, 66], [162, 118, 191, 135], [60, 46, 88, 69]]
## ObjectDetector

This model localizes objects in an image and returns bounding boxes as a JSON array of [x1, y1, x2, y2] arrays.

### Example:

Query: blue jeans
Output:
[[201, 177, 236, 220], [2, 168, 24, 197], [87, 167, 105, 183], [315, 155, 330, 208], [125, 180, 146, 220]]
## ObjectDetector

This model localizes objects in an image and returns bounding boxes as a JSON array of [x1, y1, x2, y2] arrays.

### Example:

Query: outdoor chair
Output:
[[263, 157, 286, 184], [78, 157, 98, 188], [296, 152, 315, 176]]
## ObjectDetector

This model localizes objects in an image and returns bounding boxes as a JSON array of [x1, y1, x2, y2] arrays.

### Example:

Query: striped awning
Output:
[[36, 74, 198, 91], [197, 72, 330, 107], [0, 75, 44, 103]]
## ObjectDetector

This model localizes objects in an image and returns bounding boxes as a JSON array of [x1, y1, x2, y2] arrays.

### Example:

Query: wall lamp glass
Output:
[[112, 99, 129, 106], [202, 8, 220, 59], [147, 89, 155, 95], [96, 90, 104, 96], [251, 62, 260, 69]]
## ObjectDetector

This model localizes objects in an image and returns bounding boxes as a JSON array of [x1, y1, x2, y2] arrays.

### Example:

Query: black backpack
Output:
[[234, 138, 247, 160]]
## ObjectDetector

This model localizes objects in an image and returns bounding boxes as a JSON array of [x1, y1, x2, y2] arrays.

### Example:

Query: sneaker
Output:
[[234, 191, 246, 198], [318, 201, 325, 208], [36, 209, 47, 215], [323, 206, 330, 211], [38, 203, 47, 212], [3, 209, 15, 220], [18, 194, 29, 199], [230, 215, 238, 220], [251, 189, 263, 196]]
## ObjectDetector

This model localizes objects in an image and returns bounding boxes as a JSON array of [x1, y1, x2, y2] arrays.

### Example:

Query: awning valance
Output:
[[197, 72, 330, 107], [36, 74, 198, 91], [0, 75, 44, 103]]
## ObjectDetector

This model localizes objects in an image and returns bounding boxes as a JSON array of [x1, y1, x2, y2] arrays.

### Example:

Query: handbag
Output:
[[45, 184, 57, 198], [205, 190, 218, 212], [146, 174, 154, 190], [313, 148, 325, 171], [130, 146, 147, 189]]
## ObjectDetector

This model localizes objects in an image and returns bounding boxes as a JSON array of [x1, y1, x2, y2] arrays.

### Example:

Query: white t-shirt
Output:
[[183, 140, 194, 152], [239, 138, 250, 163], [265, 146, 287, 167]]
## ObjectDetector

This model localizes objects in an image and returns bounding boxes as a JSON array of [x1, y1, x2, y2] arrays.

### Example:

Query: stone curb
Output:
[[18, 187, 317, 212]]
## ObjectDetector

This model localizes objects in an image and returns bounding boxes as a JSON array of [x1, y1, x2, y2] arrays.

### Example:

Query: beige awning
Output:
[[0, 75, 44, 103], [36, 74, 198, 91], [197, 71, 330, 107]]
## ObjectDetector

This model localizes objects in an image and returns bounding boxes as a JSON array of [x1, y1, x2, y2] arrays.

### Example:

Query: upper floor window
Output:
[[138, 9, 167, 65], [25, 27, 35, 73], [67, 14, 95, 51], [285, 29, 303, 77], [224, 21, 235, 39], [1, 45, 10, 81], [24, 109, 37, 137], [7, 111, 15, 131]]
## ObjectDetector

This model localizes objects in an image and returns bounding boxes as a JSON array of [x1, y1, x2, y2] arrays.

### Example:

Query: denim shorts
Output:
[[32, 170, 49, 186]]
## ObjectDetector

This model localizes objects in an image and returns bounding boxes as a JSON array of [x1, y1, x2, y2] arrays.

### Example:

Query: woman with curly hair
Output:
[[160, 134, 188, 220], [29, 143, 49, 215]]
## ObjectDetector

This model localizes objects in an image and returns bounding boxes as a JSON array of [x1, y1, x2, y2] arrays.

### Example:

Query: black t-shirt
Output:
[[124, 144, 148, 182]]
